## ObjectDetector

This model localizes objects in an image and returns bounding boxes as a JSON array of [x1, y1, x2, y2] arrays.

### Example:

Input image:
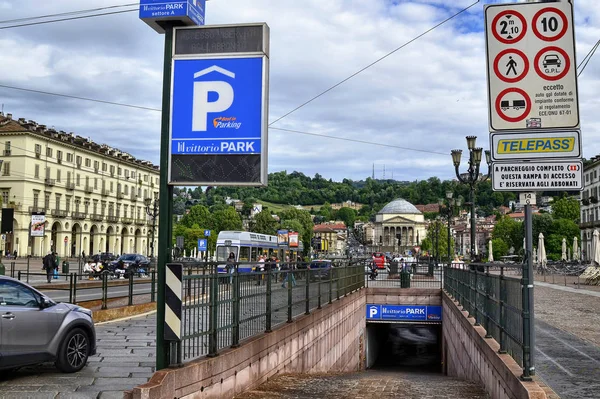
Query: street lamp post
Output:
[[440, 191, 462, 265], [144, 195, 159, 259], [451, 136, 491, 261]]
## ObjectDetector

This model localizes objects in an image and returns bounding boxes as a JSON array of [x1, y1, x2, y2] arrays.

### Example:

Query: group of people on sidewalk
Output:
[[42, 251, 59, 283]]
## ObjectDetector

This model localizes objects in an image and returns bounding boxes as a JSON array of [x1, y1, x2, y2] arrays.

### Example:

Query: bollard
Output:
[[26, 257, 30, 283], [10, 261, 15, 278], [128, 272, 134, 306], [151, 270, 156, 302], [265, 269, 272, 333]]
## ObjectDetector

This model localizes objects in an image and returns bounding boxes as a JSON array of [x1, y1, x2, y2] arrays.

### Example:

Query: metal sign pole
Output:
[[156, 23, 176, 371], [522, 204, 534, 380]]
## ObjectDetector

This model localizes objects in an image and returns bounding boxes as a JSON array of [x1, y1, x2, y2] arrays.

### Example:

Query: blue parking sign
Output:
[[198, 239, 207, 252], [170, 57, 264, 156], [204, 230, 211, 237]]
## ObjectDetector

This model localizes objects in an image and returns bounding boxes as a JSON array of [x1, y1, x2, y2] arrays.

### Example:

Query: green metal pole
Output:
[[156, 23, 176, 371]]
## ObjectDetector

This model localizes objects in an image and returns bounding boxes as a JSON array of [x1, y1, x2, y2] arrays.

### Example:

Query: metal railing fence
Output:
[[16, 270, 156, 309], [444, 263, 524, 368], [177, 260, 364, 364], [365, 260, 443, 288]]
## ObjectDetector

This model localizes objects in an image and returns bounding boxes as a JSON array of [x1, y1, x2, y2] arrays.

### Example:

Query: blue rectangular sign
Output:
[[366, 304, 442, 322], [140, 0, 205, 33], [170, 57, 264, 156], [204, 229, 211, 237], [197, 239, 207, 251]]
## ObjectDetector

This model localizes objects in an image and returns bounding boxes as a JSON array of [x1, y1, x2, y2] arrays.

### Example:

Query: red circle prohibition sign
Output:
[[532, 7, 568, 42], [495, 87, 531, 123], [492, 10, 527, 44], [494, 48, 529, 83], [534, 46, 570, 81]]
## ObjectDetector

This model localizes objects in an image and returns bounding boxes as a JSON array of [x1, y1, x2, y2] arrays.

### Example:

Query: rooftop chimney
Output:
[[7, 113, 12, 120]]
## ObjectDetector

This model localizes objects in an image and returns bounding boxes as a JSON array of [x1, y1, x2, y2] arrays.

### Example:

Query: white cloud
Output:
[[0, 0, 597, 184]]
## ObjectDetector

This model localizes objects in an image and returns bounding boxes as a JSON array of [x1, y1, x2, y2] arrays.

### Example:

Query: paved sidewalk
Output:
[[535, 280, 600, 297], [0, 312, 157, 398]]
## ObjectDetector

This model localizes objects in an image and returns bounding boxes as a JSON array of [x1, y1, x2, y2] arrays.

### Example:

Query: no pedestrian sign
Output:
[[485, 1, 579, 131]]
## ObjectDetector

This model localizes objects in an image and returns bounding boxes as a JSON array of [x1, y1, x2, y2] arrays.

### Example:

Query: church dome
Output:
[[378, 198, 421, 215]]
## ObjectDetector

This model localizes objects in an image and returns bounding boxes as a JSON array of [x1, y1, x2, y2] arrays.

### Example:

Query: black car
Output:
[[108, 254, 151, 275], [90, 252, 117, 265], [309, 260, 333, 281]]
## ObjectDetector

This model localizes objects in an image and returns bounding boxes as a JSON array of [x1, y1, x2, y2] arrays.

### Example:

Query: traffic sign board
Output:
[[198, 239, 207, 252], [492, 160, 582, 191], [490, 130, 581, 161], [520, 193, 536, 206], [485, 1, 578, 131]]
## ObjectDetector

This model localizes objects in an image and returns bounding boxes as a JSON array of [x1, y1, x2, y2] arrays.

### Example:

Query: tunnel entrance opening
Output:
[[366, 323, 442, 372]]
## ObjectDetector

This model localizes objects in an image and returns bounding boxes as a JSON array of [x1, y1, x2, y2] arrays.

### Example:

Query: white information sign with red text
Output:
[[485, 1, 579, 131]]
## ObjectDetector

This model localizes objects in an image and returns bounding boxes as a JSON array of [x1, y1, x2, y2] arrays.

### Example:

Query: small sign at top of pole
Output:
[[139, 0, 206, 33]]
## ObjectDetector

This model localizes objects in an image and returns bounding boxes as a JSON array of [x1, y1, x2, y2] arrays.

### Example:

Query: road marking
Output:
[[536, 346, 574, 377], [537, 326, 600, 364]]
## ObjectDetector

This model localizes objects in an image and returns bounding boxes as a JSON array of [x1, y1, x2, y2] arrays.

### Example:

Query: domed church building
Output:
[[374, 198, 426, 254]]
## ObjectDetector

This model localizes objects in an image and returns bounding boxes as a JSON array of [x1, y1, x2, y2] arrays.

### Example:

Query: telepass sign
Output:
[[485, 1, 578, 131]]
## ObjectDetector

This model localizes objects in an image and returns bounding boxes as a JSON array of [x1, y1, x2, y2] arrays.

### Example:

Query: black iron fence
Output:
[[175, 260, 364, 364], [444, 263, 525, 368], [365, 259, 443, 289], [15, 270, 156, 309]]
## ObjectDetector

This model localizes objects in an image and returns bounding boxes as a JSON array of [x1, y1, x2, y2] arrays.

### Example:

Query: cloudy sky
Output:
[[0, 0, 598, 183]]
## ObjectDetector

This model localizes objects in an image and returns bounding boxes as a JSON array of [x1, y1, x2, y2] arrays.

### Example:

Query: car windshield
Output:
[[119, 254, 137, 261]]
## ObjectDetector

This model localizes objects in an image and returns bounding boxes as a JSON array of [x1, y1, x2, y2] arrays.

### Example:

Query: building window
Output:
[[132, 171, 136, 180], [116, 204, 121, 217], [67, 153, 73, 163], [94, 178, 98, 190], [35, 144, 42, 157], [138, 188, 141, 197], [56, 169, 61, 182], [110, 165, 115, 176], [587, 174, 590, 182], [76, 156, 82, 168], [2, 162, 8, 176], [93, 200, 98, 214], [84, 158, 91, 168], [4, 141, 11, 155], [33, 192, 39, 208], [144, 174, 148, 182], [45, 167, 50, 179], [118, 167, 122, 176], [55, 194, 61, 210], [124, 169, 130, 179], [74, 198, 81, 213], [109, 203, 114, 216], [56, 150, 62, 163], [124, 185, 129, 195], [110, 182, 114, 192], [94, 160, 99, 171], [76, 174, 81, 186], [1, 190, 9, 205], [44, 193, 50, 210], [46, 147, 53, 158], [102, 162, 107, 172], [66, 197, 71, 213], [123, 206, 127, 218], [67, 171, 72, 184], [84, 200, 89, 214], [34, 165, 40, 179], [85, 176, 89, 188]]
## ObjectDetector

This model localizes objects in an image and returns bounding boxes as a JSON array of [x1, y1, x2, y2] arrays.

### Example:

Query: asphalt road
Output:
[[535, 318, 600, 399]]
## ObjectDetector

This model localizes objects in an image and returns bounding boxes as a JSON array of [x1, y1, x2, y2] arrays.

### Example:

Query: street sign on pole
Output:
[[169, 24, 270, 186], [520, 193, 536, 206], [204, 229, 211, 237], [197, 239, 207, 252], [485, 1, 578, 131], [490, 130, 581, 161], [139, 0, 205, 33], [492, 160, 582, 191]]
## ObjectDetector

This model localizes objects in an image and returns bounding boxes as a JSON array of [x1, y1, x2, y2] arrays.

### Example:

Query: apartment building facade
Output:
[[0, 113, 160, 258], [580, 157, 600, 261]]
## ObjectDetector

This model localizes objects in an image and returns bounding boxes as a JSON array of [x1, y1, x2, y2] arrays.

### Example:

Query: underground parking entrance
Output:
[[366, 322, 442, 371]]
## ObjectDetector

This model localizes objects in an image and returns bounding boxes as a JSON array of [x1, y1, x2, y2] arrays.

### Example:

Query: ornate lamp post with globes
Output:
[[144, 194, 159, 259], [439, 190, 462, 264], [451, 136, 491, 261]]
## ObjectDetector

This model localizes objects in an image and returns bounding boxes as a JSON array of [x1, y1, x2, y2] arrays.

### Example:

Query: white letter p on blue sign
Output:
[[192, 81, 234, 131], [369, 306, 379, 318]]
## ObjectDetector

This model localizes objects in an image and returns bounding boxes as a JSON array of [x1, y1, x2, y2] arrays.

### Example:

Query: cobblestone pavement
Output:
[[0, 313, 156, 399], [235, 370, 489, 399]]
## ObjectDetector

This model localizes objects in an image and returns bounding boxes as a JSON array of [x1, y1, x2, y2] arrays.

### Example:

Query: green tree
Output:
[[335, 207, 357, 229], [491, 238, 509, 261], [492, 216, 522, 251], [551, 196, 580, 222], [180, 204, 211, 228], [212, 206, 242, 232], [278, 208, 314, 254], [252, 210, 278, 235], [425, 220, 454, 261], [319, 202, 333, 221]]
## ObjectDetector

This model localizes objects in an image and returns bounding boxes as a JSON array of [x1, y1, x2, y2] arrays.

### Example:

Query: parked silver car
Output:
[[0, 276, 96, 372]]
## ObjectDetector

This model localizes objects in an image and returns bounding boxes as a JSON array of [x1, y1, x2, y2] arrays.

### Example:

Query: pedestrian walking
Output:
[[42, 251, 58, 283], [281, 256, 296, 288], [226, 252, 236, 284]]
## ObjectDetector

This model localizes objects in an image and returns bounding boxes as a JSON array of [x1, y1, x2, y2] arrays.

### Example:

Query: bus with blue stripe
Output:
[[216, 231, 304, 273]]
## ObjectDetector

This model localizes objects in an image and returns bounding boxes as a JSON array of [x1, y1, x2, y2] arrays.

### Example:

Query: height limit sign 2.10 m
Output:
[[485, 0, 579, 131]]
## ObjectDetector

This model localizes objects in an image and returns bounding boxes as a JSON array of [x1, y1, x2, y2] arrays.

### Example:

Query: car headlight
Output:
[[74, 306, 93, 318]]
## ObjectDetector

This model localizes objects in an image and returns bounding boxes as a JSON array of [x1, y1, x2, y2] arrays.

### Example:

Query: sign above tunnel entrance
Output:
[[485, 1, 579, 131], [366, 305, 442, 322]]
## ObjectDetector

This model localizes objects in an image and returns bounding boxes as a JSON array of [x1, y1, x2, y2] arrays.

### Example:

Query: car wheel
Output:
[[56, 328, 90, 373]]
